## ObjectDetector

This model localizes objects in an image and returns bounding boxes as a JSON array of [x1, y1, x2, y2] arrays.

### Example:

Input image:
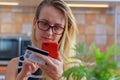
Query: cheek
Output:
[[54, 35, 62, 42]]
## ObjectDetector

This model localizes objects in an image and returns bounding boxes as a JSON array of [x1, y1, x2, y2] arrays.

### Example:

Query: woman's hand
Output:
[[16, 60, 39, 80], [36, 52, 63, 80]]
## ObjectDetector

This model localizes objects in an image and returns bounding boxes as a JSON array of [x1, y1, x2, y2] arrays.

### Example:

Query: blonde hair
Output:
[[32, 0, 77, 71]]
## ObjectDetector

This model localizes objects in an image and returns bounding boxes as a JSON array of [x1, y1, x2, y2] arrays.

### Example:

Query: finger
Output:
[[23, 60, 38, 73], [29, 60, 39, 68], [36, 53, 54, 66], [39, 64, 59, 79], [39, 64, 55, 74]]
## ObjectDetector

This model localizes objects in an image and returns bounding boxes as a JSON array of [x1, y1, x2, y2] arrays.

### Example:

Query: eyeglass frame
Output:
[[37, 20, 64, 35]]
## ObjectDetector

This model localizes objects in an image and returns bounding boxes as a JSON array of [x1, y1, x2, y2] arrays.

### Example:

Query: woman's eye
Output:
[[54, 27, 59, 30], [42, 22, 49, 27], [55, 27, 62, 31]]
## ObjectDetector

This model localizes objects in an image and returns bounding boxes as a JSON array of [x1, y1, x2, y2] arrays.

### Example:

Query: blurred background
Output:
[[0, 0, 120, 79]]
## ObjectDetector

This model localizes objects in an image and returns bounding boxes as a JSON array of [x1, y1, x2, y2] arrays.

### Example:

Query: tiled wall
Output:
[[117, 6, 120, 45], [0, 6, 119, 52], [0, 6, 35, 36], [72, 8, 115, 52]]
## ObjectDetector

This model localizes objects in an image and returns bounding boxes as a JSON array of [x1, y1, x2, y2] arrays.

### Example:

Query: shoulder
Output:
[[5, 57, 19, 80], [6, 57, 19, 71], [8, 57, 19, 66], [6, 57, 20, 72]]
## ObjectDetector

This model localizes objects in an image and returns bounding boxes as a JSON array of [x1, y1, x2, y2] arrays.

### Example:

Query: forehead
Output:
[[38, 6, 65, 26]]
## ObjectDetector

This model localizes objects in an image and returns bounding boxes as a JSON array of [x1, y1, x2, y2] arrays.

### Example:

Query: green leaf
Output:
[[63, 43, 120, 80]]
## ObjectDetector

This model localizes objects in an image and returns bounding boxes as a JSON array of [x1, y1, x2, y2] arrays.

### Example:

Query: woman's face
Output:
[[34, 6, 65, 48]]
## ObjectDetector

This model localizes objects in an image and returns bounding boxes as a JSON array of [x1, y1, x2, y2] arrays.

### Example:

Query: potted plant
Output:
[[62, 43, 120, 80]]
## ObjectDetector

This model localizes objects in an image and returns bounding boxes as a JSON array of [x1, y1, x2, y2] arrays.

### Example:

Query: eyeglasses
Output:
[[37, 20, 64, 35]]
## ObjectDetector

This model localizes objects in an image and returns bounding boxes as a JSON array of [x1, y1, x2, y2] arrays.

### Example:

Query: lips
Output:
[[42, 36, 53, 41]]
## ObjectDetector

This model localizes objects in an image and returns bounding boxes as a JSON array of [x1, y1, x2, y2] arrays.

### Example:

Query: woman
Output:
[[5, 0, 77, 80]]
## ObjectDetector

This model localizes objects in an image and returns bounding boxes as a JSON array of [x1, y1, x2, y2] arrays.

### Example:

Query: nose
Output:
[[46, 27, 53, 35]]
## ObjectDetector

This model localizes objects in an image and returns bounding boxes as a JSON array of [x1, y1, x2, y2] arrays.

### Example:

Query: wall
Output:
[[117, 6, 120, 45], [0, 6, 35, 36], [72, 7, 115, 52], [0, 6, 119, 53]]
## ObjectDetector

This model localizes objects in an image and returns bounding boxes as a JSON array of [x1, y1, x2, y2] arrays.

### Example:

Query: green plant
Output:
[[62, 43, 120, 80]]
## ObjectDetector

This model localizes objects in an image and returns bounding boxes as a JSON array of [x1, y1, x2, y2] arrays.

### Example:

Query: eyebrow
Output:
[[39, 19, 63, 27]]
